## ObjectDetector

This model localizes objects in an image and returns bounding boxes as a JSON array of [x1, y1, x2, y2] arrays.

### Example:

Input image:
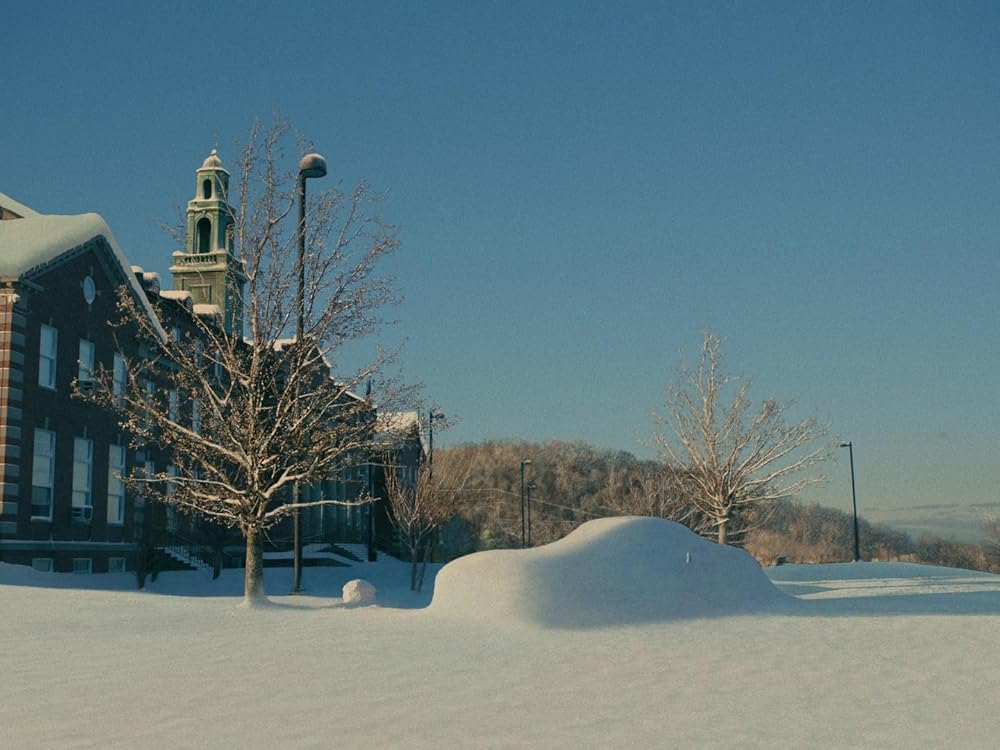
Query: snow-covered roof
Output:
[[193, 303, 222, 319], [376, 410, 420, 435], [0, 192, 40, 218], [160, 289, 194, 311], [0, 211, 166, 339], [375, 410, 428, 453]]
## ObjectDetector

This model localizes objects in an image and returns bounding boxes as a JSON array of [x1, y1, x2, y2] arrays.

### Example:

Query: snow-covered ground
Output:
[[3, 517, 1000, 749]]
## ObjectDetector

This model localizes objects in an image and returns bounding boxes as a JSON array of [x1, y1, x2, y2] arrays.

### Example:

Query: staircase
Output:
[[163, 544, 214, 573], [161, 531, 216, 574]]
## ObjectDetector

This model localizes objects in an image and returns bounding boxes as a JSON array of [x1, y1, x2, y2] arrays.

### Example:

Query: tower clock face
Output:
[[82, 275, 96, 304]]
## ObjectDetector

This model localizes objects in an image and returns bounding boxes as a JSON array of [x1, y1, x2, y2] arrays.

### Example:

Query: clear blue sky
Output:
[[3, 1, 998, 529]]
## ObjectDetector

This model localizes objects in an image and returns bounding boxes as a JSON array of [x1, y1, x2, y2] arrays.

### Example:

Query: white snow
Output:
[[342, 578, 377, 605], [0, 212, 167, 339], [430, 516, 791, 626], [3, 518, 1000, 748]]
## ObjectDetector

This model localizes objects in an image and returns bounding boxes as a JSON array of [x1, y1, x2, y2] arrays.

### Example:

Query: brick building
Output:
[[0, 152, 414, 574]]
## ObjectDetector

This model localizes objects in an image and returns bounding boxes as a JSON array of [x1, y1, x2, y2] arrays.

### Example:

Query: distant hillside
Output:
[[436, 439, 1000, 574]]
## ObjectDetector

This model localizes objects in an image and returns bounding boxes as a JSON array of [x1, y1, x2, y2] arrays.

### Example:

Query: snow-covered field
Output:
[[4, 517, 1000, 749]]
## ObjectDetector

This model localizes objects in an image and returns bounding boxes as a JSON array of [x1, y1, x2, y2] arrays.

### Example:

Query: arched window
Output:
[[202, 179, 212, 199], [197, 217, 211, 253]]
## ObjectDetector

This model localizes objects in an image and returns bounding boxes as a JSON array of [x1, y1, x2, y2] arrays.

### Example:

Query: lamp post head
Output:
[[298, 152, 328, 180], [839, 441, 852, 448], [521, 459, 532, 467]]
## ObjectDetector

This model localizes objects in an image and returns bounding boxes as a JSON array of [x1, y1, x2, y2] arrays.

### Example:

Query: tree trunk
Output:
[[409, 530, 420, 591], [243, 526, 265, 604], [416, 540, 429, 593], [717, 516, 729, 545]]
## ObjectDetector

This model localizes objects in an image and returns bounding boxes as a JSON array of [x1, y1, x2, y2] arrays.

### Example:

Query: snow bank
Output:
[[430, 516, 791, 627]]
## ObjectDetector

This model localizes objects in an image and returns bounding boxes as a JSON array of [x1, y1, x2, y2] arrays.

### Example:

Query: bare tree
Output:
[[383, 457, 470, 592], [602, 464, 716, 537], [655, 333, 830, 545], [86, 117, 410, 603], [982, 515, 1000, 568]]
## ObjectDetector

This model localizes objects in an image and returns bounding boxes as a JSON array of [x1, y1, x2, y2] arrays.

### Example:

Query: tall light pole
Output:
[[526, 482, 536, 547], [291, 152, 327, 594], [520, 459, 532, 548], [840, 441, 860, 562]]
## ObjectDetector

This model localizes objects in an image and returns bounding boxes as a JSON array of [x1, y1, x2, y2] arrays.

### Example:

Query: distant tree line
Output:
[[434, 439, 1000, 575]]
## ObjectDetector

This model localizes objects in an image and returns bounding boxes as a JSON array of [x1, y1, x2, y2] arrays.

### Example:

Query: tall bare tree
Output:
[[86, 117, 409, 603], [383, 457, 470, 592], [655, 333, 830, 545]]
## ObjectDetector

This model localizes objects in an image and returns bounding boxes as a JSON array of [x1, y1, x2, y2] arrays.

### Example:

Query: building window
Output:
[[168, 389, 179, 423], [143, 380, 155, 428], [78, 339, 95, 385], [72, 558, 92, 574], [197, 217, 211, 253], [107, 444, 126, 525], [202, 179, 212, 200], [31, 558, 53, 573], [137, 460, 155, 508], [108, 557, 126, 573], [112, 352, 126, 403], [31, 428, 55, 519], [72, 437, 93, 519], [171, 325, 181, 342], [191, 399, 201, 434], [38, 324, 57, 388]]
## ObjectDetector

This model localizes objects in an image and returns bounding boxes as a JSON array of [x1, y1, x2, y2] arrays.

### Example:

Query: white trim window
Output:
[[72, 558, 92, 574], [168, 389, 179, 423], [31, 428, 56, 519], [142, 380, 155, 429], [38, 324, 57, 389], [78, 339, 95, 385], [112, 352, 126, 404], [107, 444, 126, 525], [137, 460, 155, 508], [31, 558, 54, 572], [72, 437, 93, 518]]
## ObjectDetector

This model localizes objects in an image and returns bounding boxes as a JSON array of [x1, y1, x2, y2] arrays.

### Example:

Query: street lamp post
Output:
[[840, 441, 860, 562], [291, 152, 327, 594], [526, 481, 536, 547], [520, 459, 532, 548]]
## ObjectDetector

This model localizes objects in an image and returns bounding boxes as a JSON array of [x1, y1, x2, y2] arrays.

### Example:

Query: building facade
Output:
[[0, 154, 415, 575]]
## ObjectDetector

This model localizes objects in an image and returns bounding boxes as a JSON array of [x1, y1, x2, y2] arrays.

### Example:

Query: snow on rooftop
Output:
[[0, 211, 166, 339], [158, 289, 192, 302], [193, 302, 222, 318], [430, 516, 791, 627], [0, 191, 40, 218], [375, 410, 420, 433]]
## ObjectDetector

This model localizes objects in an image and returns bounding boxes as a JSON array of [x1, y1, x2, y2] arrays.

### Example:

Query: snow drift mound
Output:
[[430, 516, 792, 628]]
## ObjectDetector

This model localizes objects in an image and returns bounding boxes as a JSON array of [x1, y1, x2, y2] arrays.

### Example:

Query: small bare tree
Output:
[[86, 117, 410, 603], [655, 333, 830, 545], [982, 515, 1000, 568], [383, 458, 470, 592]]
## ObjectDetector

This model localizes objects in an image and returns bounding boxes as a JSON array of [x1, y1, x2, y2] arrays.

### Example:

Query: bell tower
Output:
[[170, 149, 246, 335]]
